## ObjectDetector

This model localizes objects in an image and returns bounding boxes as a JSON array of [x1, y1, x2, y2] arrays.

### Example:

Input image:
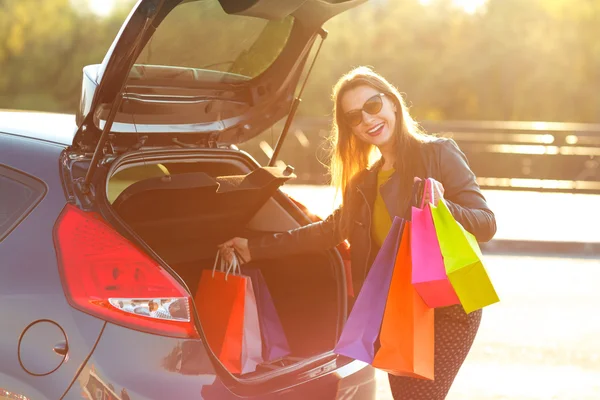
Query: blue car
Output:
[[0, 0, 377, 399]]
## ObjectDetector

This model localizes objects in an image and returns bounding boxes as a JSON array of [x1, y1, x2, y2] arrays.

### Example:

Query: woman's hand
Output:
[[218, 237, 251, 264], [415, 177, 445, 206]]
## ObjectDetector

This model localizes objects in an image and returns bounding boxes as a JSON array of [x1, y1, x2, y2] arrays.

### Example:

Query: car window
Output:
[[0, 165, 46, 241], [131, 0, 294, 80]]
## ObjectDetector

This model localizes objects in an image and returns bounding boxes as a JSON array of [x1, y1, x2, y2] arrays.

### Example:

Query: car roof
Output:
[[0, 110, 76, 146]]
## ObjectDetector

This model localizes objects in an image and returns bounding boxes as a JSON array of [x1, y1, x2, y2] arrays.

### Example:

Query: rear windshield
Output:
[[132, 0, 294, 80]]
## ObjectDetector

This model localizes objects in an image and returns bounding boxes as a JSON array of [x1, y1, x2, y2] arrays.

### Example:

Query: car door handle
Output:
[[53, 341, 68, 356]]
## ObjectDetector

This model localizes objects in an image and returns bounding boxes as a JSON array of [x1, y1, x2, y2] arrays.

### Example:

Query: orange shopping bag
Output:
[[372, 222, 435, 380]]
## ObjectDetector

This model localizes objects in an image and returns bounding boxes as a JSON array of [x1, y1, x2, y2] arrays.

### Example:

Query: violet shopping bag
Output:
[[430, 200, 500, 313], [372, 222, 435, 379], [411, 178, 460, 308], [242, 266, 291, 362], [333, 217, 405, 363]]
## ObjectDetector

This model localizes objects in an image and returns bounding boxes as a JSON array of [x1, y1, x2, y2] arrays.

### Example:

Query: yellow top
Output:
[[371, 167, 395, 247]]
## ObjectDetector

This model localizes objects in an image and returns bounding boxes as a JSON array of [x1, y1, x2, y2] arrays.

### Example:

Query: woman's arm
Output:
[[247, 204, 348, 261], [223, 172, 363, 263], [438, 139, 497, 242]]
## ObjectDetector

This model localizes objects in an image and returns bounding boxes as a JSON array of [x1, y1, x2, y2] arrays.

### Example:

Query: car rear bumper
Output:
[[61, 323, 376, 399]]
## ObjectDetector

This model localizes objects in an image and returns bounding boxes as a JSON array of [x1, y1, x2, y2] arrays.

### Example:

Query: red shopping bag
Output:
[[195, 266, 246, 373], [411, 178, 459, 308], [195, 251, 251, 373], [373, 223, 435, 379], [195, 253, 264, 374]]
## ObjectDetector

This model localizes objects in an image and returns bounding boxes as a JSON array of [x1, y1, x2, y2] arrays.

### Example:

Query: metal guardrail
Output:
[[249, 118, 600, 194], [421, 120, 600, 194]]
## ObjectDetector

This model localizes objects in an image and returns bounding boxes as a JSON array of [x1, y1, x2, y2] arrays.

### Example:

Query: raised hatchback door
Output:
[[72, 0, 366, 152]]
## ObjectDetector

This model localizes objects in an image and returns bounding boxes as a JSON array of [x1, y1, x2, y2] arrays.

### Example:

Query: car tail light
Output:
[[54, 204, 198, 339], [336, 240, 351, 260]]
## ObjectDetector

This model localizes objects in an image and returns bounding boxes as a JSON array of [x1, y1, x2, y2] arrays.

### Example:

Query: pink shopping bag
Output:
[[411, 178, 459, 308], [240, 269, 263, 374]]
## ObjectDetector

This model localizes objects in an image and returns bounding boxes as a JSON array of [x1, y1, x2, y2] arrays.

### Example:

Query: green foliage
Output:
[[302, 0, 600, 123], [1, 0, 600, 124], [0, 0, 134, 112]]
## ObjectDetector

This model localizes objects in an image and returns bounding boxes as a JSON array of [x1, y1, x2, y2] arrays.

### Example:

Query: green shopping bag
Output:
[[430, 200, 499, 313]]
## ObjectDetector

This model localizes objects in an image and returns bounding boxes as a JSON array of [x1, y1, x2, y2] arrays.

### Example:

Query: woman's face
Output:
[[340, 84, 397, 149]]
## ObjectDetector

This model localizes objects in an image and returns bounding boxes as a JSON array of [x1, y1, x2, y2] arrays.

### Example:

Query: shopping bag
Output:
[[430, 199, 500, 313], [195, 252, 263, 374], [411, 178, 460, 308], [195, 254, 246, 373], [333, 217, 405, 363], [242, 267, 291, 362], [239, 265, 264, 374], [373, 222, 435, 379]]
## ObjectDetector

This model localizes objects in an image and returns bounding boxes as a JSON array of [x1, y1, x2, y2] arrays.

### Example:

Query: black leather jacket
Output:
[[248, 138, 497, 294]]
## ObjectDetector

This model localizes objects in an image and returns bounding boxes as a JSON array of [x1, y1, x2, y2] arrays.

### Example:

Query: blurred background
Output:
[[1, 0, 599, 399], [3, 0, 600, 121]]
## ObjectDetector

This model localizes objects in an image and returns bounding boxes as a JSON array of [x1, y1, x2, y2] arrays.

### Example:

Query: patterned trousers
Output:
[[388, 305, 483, 400]]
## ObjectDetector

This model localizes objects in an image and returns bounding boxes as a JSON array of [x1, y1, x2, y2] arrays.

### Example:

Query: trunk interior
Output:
[[104, 150, 345, 376]]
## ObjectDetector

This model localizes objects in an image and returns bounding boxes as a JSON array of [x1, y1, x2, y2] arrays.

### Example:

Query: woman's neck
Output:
[[379, 144, 396, 171]]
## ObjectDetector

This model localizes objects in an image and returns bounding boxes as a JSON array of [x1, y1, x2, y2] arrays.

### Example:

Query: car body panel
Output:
[[61, 322, 375, 400], [0, 111, 76, 146], [0, 133, 106, 399], [0, 114, 376, 399]]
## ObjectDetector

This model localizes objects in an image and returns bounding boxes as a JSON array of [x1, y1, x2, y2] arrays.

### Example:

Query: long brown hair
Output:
[[328, 66, 430, 201]]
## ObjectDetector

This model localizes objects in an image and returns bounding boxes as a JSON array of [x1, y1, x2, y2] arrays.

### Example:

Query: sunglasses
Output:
[[343, 93, 386, 127]]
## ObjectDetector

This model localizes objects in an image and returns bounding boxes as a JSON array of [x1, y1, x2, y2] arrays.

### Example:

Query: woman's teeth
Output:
[[367, 123, 384, 135]]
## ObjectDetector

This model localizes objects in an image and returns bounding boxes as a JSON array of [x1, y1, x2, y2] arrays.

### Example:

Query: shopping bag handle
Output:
[[419, 178, 435, 208], [212, 251, 223, 278], [212, 250, 241, 281], [409, 178, 423, 210], [225, 253, 241, 279]]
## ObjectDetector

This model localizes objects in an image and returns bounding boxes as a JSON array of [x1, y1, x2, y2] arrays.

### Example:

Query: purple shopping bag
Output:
[[411, 178, 460, 308], [333, 217, 405, 363], [242, 267, 291, 362]]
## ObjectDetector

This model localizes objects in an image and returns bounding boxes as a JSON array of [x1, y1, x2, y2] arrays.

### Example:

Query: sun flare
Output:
[[88, 0, 116, 17], [420, 0, 487, 14]]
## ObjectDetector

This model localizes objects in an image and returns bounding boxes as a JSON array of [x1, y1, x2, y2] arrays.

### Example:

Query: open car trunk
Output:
[[102, 148, 346, 377]]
